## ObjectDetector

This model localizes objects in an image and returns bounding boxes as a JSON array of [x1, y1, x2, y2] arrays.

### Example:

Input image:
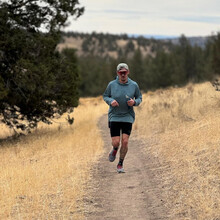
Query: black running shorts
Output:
[[108, 121, 132, 137]]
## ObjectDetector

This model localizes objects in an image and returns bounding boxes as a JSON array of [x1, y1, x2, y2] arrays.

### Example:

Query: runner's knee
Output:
[[121, 139, 128, 147], [112, 139, 120, 148]]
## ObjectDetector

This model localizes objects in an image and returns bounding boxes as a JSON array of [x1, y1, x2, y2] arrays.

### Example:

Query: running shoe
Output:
[[117, 164, 125, 173], [108, 148, 118, 162]]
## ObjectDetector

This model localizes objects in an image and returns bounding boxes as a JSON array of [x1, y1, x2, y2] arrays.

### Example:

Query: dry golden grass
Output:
[[56, 36, 84, 53], [0, 124, 14, 140], [2, 82, 220, 219], [136, 82, 220, 219], [0, 97, 107, 219]]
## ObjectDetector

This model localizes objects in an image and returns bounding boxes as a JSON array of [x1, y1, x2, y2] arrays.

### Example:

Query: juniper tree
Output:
[[0, 0, 84, 131], [211, 32, 220, 75]]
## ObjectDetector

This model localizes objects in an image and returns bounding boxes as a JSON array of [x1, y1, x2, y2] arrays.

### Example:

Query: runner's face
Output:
[[117, 68, 129, 83]]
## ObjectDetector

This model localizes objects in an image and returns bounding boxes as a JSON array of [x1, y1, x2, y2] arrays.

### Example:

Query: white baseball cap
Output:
[[117, 63, 129, 72]]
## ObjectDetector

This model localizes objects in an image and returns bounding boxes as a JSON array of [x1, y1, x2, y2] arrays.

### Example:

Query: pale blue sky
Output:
[[64, 0, 220, 37]]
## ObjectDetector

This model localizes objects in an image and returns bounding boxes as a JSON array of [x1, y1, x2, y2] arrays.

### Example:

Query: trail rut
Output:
[[83, 114, 169, 220]]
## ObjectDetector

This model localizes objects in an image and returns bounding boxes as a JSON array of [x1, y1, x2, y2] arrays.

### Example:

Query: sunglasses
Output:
[[118, 71, 128, 75]]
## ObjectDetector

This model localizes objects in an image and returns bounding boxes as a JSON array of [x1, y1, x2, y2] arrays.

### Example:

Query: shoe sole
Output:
[[109, 154, 116, 162], [117, 169, 125, 173]]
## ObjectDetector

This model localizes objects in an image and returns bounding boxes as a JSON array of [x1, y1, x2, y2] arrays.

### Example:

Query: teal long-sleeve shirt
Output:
[[103, 77, 142, 123]]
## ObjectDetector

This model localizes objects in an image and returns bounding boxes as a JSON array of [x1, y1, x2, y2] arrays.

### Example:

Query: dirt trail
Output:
[[84, 115, 169, 220]]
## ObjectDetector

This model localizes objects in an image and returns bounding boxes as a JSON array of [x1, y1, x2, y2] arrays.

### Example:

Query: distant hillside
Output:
[[58, 32, 173, 58], [169, 36, 210, 48], [58, 32, 210, 58], [57, 31, 219, 97]]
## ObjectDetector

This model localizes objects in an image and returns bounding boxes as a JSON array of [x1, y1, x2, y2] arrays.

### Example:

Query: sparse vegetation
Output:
[[136, 82, 220, 219], [1, 82, 220, 219], [0, 97, 107, 219]]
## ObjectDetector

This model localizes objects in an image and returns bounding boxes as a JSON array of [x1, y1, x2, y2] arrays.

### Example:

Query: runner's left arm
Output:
[[134, 84, 142, 106]]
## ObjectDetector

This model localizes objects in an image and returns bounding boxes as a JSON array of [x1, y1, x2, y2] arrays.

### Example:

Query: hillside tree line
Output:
[[72, 32, 220, 96]]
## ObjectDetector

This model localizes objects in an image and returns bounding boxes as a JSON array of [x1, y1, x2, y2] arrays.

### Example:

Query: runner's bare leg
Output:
[[111, 136, 120, 148], [120, 134, 129, 159]]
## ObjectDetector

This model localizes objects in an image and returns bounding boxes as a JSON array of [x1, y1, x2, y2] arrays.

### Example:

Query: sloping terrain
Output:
[[0, 82, 219, 219], [135, 82, 220, 219], [57, 32, 171, 58]]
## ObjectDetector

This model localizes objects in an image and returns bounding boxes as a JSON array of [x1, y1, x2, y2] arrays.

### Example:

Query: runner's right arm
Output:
[[103, 83, 115, 105]]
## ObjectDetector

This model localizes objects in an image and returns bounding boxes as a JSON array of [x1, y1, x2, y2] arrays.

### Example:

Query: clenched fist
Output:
[[127, 98, 135, 106], [111, 100, 119, 107]]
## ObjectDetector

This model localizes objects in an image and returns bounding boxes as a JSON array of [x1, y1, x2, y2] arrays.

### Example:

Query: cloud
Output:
[[169, 15, 220, 24], [65, 0, 220, 37]]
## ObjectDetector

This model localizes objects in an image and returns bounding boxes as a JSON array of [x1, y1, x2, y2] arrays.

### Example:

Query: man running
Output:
[[103, 63, 142, 173]]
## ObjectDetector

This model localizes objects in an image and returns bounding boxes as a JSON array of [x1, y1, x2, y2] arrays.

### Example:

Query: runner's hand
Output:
[[127, 98, 135, 106], [111, 100, 119, 107]]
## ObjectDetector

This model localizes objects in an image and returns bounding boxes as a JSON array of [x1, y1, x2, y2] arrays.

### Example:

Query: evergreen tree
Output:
[[211, 32, 220, 75], [150, 51, 173, 88], [0, 0, 84, 131], [130, 48, 146, 89], [126, 40, 135, 53], [178, 35, 196, 80]]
